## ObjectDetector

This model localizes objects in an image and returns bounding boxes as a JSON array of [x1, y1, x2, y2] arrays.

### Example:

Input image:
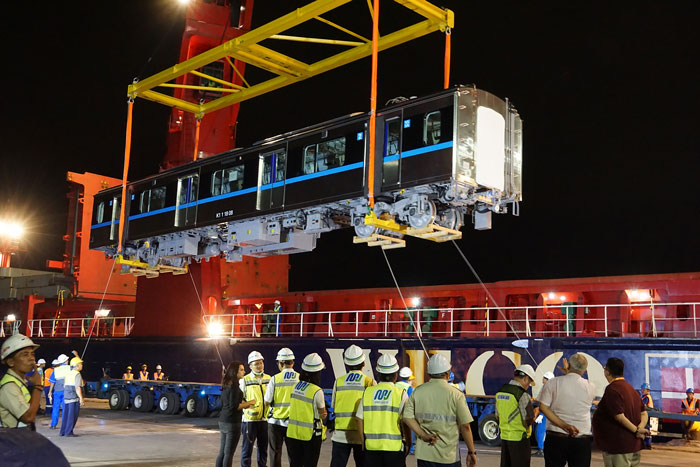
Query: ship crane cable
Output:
[[81, 256, 118, 359], [450, 240, 537, 364], [188, 270, 226, 370]]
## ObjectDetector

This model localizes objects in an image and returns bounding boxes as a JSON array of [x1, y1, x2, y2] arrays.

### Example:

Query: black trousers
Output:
[[330, 441, 365, 467], [268, 423, 287, 467], [216, 422, 242, 467], [241, 421, 268, 467], [544, 435, 592, 467], [286, 435, 322, 467], [501, 438, 531, 467], [364, 450, 406, 467]]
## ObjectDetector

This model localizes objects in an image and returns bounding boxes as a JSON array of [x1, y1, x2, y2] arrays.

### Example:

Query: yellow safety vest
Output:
[[496, 383, 531, 441], [271, 369, 298, 420], [362, 383, 404, 451], [334, 371, 373, 431], [153, 371, 164, 381], [0, 372, 31, 428], [287, 381, 323, 441], [139, 371, 149, 380], [243, 372, 270, 421], [395, 380, 411, 392]]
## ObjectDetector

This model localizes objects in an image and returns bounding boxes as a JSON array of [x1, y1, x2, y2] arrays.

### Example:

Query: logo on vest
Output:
[[345, 373, 362, 383], [283, 371, 296, 380], [373, 389, 392, 403], [295, 381, 310, 391]]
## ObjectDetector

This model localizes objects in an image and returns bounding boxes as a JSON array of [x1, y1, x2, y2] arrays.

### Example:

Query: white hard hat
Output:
[[156, 365, 162, 370], [399, 367, 414, 379], [427, 354, 451, 374], [52, 359, 59, 365], [276, 348, 295, 361], [376, 354, 399, 374], [343, 345, 365, 365], [37, 358, 46, 364], [1, 334, 39, 361], [515, 364, 537, 385], [248, 351, 264, 364], [301, 353, 325, 372], [57, 354, 69, 364], [274, 300, 281, 305], [543, 371, 555, 380]]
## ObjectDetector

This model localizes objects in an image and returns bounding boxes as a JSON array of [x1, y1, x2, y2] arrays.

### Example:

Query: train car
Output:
[[89, 85, 522, 269]]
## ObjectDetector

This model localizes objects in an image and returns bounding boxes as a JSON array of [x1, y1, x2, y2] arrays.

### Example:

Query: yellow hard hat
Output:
[[70, 356, 83, 367]]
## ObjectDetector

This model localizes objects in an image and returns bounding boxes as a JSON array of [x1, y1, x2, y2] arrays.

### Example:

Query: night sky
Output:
[[1, 1, 698, 291]]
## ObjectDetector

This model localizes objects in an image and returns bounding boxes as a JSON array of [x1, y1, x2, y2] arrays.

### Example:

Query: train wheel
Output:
[[438, 208, 463, 230], [478, 414, 501, 446], [408, 200, 436, 229]]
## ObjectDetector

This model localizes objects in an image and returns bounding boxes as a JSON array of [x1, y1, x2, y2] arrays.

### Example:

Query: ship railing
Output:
[[26, 317, 135, 338], [202, 302, 700, 339]]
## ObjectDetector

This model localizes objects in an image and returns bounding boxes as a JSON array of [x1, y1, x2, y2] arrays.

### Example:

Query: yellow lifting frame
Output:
[[127, 0, 453, 118]]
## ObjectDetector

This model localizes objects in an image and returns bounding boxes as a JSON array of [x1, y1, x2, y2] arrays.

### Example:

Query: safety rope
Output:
[[193, 118, 201, 161], [450, 240, 537, 363], [81, 256, 118, 359], [367, 0, 381, 209], [444, 27, 451, 89], [188, 269, 226, 370]]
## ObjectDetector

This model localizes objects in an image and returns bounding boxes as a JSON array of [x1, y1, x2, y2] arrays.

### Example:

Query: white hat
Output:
[[343, 345, 365, 365], [37, 358, 46, 364], [52, 359, 59, 365], [248, 351, 264, 364], [156, 365, 162, 370], [276, 348, 295, 361], [274, 300, 281, 305], [376, 354, 399, 374], [1, 334, 39, 361], [515, 364, 537, 385], [543, 371, 555, 380], [399, 367, 414, 379], [301, 353, 325, 372], [57, 354, 69, 364], [427, 354, 451, 374]]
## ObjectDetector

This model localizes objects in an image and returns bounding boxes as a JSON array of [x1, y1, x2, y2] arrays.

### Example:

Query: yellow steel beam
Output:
[[313, 16, 370, 43], [158, 83, 239, 93], [270, 34, 363, 47], [138, 90, 201, 114], [230, 44, 310, 77], [395, 0, 454, 28], [226, 56, 251, 88], [190, 70, 245, 90]]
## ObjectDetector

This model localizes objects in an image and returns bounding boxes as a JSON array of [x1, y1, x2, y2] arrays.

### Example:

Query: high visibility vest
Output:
[[395, 380, 411, 392], [153, 371, 164, 381], [334, 371, 373, 431], [642, 394, 654, 409], [361, 383, 404, 451], [287, 381, 323, 441], [53, 364, 69, 391], [123, 373, 134, 380], [243, 372, 270, 421], [682, 397, 699, 415], [496, 383, 531, 441], [0, 372, 31, 428], [44, 368, 53, 387], [271, 369, 298, 420], [139, 371, 149, 380]]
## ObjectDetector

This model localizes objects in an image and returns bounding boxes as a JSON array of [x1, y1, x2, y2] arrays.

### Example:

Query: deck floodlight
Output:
[[411, 297, 421, 308], [6, 314, 16, 322], [95, 309, 111, 317], [0, 221, 24, 240], [207, 321, 224, 337]]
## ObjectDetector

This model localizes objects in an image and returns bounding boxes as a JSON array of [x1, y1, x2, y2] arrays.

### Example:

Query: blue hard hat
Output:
[[687, 388, 695, 394], [449, 371, 455, 382], [640, 382, 650, 390]]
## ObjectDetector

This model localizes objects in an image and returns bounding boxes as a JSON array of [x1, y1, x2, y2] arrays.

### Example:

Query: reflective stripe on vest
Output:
[[287, 381, 322, 441], [271, 369, 298, 420], [682, 398, 699, 414], [496, 383, 531, 441], [0, 373, 31, 428], [243, 373, 270, 421], [334, 371, 373, 431], [362, 383, 404, 451]]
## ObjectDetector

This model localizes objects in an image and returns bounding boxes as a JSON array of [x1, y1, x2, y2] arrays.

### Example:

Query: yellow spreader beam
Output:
[[127, 0, 453, 118]]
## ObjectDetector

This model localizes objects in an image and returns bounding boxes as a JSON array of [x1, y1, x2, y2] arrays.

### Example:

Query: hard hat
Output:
[[449, 371, 455, 382], [640, 382, 650, 390], [276, 348, 295, 361], [376, 354, 399, 374], [141, 364, 147, 368], [427, 354, 451, 374], [57, 354, 69, 364], [687, 388, 695, 394], [399, 367, 414, 379], [126, 366, 132, 370], [52, 359, 59, 366], [274, 300, 281, 305], [70, 357, 83, 367], [37, 358, 46, 364], [343, 345, 365, 365], [248, 351, 264, 364], [543, 371, 555, 380], [156, 365, 162, 370], [1, 334, 39, 361], [301, 353, 325, 372], [515, 364, 537, 385]]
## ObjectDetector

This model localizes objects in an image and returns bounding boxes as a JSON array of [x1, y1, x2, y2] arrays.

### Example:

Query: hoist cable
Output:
[[81, 256, 118, 359], [189, 268, 226, 370]]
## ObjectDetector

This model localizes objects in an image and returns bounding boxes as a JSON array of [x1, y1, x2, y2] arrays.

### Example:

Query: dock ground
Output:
[[36, 399, 700, 467]]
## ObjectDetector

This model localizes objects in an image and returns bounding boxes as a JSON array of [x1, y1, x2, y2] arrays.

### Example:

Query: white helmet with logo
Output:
[[276, 348, 295, 361], [248, 351, 264, 364], [376, 354, 399, 374], [301, 353, 325, 372], [1, 334, 39, 361], [427, 354, 451, 374], [343, 345, 365, 365]]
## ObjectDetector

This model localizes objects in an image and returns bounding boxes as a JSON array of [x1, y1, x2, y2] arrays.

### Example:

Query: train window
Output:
[[95, 202, 105, 224], [138, 187, 166, 213], [212, 165, 244, 195], [175, 174, 199, 227], [303, 137, 346, 174], [385, 119, 400, 157], [423, 111, 441, 145], [261, 152, 286, 185]]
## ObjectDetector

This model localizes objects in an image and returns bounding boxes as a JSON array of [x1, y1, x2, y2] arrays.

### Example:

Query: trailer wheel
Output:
[[158, 392, 181, 415], [185, 395, 208, 417], [109, 389, 128, 410], [478, 414, 501, 446], [133, 390, 154, 412]]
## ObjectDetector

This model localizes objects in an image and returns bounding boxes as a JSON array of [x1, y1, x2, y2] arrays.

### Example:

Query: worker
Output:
[[448, 371, 462, 391], [122, 366, 134, 380], [395, 367, 415, 396], [356, 354, 410, 466], [240, 350, 271, 467], [496, 364, 536, 467], [330, 344, 375, 467], [286, 353, 327, 467], [48, 353, 70, 429], [265, 348, 298, 467], [533, 371, 555, 457], [0, 334, 43, 429], [44, 359, 55, 412], [681, 388, 699, 440], [139, 364, 149, 380], [273, 300, 283, 336], [35, 358, 46, 414], [153, 364, 165, 381], [403, 353, 478, 467], [60, 356, 84, 437], [640, 382, 656, 449]]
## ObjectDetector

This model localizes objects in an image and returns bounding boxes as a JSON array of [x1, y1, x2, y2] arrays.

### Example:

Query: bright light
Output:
[[560, 295, 567, 301], [6, 314, 16, 322], [176, 0, 191, 6], [207, 321, 224, 337], [103, 383, 109, 389], [626, 289, 651, 302], [548, 292, 555, 300], [411, 297, 421, 307], [200, 390, 206, 396], [0, 221, 24, 239], [95, 309, 111, 317]]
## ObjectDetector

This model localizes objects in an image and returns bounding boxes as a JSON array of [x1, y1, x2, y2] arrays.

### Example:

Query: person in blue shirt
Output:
[[48, 353, 70, 429]]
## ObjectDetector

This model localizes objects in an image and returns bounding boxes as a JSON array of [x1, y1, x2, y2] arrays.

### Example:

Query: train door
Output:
[[256, 149, 286, 211], [381, 111, 402, 189], [175, 173, 199, 227]]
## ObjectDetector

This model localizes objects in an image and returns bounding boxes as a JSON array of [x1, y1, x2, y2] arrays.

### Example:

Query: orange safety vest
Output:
[[44, 368, 53, 387], [153, 371, 164, 381], [123, 372, 134, 380], [682, 397, 700, 415], [139, 371, 149, 380]]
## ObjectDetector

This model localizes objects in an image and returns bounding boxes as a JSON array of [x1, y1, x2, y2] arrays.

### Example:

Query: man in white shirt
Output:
[[538, 353, 596, 467]]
